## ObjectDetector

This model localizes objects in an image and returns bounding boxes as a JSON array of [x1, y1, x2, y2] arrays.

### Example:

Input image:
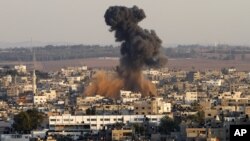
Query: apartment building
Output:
[[185, 92, 198, 104], [49, 114, 165, 131], [33, 95, 47, 105], [120, 90, 141, 103], [134, 97, 171, 115]]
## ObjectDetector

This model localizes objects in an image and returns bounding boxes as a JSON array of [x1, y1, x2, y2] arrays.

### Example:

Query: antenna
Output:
[[32, 45, 37, 95]]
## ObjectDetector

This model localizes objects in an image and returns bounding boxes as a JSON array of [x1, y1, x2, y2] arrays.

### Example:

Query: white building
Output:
[[185, 92, 198, 104], [67, 76, 81, 83], [3, 75, 12, 83], [14, 65, 27, 73], [143, 69, 161, 76], [33, 95, 47, 105], [162, 102, 172, 113], [206, 79, 223, 86], [154, 97, 172, 113], [0, 134, 31, 141], [49, 114, 165, 131], [228, 67, 236, 73], [120, 90, 141, 103]]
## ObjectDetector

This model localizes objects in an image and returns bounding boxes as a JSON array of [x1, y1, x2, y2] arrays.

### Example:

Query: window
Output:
[[91, 119, 97, 121], [50, 119, 56, 121], [151, 118, 157, 121], [104, 119, 110, 121]]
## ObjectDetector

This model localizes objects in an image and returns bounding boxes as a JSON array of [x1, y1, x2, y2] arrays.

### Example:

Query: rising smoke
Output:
[[85, 6, 167, 98]]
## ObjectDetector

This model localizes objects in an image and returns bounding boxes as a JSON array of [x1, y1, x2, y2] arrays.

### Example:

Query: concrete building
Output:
[[77, 95, 104, 105], [185, 92, 198, 104], [49, 114, 165, 131], [34, 95, 47, 105], [134, 97, 171, 115], [186, 71, 200, 82], [0, 134, 31, 141], [112, 128, 133, 141], [41, 89, 57, 101], [120, 90, 141, 103], [14, 65, 27, 73]]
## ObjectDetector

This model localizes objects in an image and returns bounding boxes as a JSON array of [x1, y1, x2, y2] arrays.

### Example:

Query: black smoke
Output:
[[105, 6, 167, 93], [85, 6, 167, 98], [105, 6, 167, 70]]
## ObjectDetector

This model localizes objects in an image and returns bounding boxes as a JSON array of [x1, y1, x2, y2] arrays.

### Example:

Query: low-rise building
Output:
[[34, 95, 47, 105], [112, 128, 133, 141], [120, 90, 141, 103], [185, 92, 198, 104], [49, 114, 165, 131]]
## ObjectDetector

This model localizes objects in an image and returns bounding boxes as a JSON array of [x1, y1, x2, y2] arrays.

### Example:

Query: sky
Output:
[[0, 0, 250, 47]]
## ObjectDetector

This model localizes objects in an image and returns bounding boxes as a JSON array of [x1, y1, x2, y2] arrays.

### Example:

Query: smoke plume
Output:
[[85, 6, 167, 98]]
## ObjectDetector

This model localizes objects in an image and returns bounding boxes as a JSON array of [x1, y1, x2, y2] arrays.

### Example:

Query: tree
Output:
[[158, 116, 180, 135], [12, 111, 31, 133], [12, 109, 44, 133], [132, 123, 146, 135], [86, 107, 95, 115], [186, 111, 205, 126]]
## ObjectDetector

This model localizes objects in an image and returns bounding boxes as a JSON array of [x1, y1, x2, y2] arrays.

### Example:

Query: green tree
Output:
[[187, 111, 205, 126], [159, 116, 180, 135], [86, 107, 96, 115], [132, 123, 146, 135], [13, 109, 44, 133], [13, 111, 31, 133]]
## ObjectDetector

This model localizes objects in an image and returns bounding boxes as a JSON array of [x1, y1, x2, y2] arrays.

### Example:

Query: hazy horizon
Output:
[[1, 0, 250, 47]]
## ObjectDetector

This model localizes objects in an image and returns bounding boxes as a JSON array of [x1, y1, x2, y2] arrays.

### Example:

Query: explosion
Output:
[[85, 6, 167, 98]]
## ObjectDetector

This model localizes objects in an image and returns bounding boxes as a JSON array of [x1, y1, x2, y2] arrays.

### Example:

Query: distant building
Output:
[[77, 95, 104, 105], [186, 71, 200, 82], [0, 134, 31, 141], [40, 89, 57, 101], [120, 90, 141, 103], [14, 65, 27, 73], [185, 92, 198, 104], [112, 128, 133, 141], [33, 95, 47, 105]]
